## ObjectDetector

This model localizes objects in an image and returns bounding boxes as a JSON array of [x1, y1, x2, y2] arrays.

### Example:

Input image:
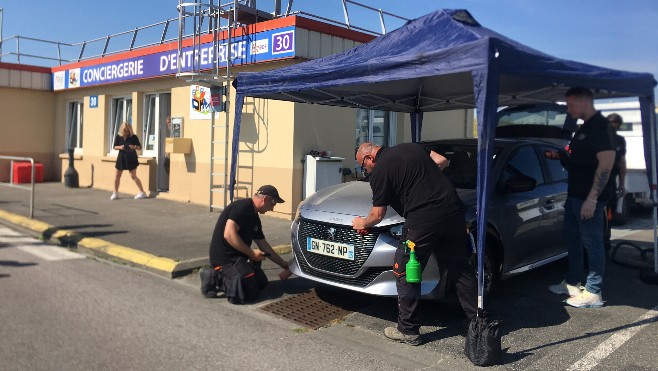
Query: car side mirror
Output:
[[503, 175, 537, 193]]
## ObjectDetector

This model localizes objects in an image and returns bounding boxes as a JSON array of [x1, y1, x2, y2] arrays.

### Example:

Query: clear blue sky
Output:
[[1, 0, 657, 87]]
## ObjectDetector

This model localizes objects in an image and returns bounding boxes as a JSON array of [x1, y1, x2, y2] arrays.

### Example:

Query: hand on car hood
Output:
[[299, 182, 478, 227], [299, 181, 404, 227]]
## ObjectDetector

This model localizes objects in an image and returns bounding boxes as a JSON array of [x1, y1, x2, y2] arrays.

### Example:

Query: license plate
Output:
[[307, 237, 354, 260]]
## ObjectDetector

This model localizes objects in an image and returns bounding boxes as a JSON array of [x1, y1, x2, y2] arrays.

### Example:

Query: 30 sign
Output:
[[272, 30, 294, 55]]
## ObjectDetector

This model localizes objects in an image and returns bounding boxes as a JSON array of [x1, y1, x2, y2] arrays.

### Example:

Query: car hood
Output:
[[298, 181, 477, 227]]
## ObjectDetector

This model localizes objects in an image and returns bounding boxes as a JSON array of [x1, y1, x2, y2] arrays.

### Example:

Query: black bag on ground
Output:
[[464, 314, 502, 367]]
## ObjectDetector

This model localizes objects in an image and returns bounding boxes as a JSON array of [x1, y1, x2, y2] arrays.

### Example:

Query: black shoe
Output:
[[199, 268, 216, 298]]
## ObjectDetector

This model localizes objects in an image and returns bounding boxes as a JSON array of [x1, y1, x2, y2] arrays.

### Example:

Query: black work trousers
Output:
[[393, 213, 478, 335]]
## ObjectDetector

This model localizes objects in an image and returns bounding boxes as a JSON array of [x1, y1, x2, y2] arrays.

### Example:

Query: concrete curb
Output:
[[0, 209, 179, 276], [0, 208, 292, 278]]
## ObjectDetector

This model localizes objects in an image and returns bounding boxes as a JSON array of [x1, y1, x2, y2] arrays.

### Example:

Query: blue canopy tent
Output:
[[231, 9, 658, 291]]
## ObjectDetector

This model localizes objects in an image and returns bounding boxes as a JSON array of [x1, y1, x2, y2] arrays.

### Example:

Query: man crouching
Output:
[[201, 185, 291, 303]]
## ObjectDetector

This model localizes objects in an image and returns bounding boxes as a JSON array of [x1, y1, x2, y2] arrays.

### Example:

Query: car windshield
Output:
[[497, 104, 569, 128], [423, 143, 498, 189]]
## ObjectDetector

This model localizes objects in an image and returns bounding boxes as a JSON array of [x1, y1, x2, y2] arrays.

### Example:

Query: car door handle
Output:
[[544, 200, 555, 210]]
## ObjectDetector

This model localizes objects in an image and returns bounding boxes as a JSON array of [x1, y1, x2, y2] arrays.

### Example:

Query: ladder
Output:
[[175, 1, 239, 210]]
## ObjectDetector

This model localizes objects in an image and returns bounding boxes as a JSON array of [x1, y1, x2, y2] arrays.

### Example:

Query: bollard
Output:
[[64, 148, 79, 188]]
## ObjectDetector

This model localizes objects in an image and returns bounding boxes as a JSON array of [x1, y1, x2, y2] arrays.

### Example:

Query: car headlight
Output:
[[389, 224, 404, 240], [294, 198, 308, 222]]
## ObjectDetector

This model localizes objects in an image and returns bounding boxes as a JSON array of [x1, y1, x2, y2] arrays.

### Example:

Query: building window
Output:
[[142, 93, 171, 156], [355, 109, 397, 153], [67, 101, 83, 151], [109, 97, 132, 153]]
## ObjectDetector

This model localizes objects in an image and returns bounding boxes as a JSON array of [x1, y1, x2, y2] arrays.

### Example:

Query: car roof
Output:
[[420, 137, 566, 148]]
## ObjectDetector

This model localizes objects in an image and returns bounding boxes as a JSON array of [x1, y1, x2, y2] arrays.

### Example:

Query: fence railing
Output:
[[0, 156, 36, 218], [0, 1, 409, 67]]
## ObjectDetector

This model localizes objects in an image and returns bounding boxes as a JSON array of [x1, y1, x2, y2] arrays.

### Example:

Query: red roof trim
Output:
[[0, 62, 51, 73]]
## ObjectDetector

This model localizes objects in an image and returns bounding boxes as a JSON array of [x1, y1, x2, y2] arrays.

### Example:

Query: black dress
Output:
[[114, 134, 141, 171]]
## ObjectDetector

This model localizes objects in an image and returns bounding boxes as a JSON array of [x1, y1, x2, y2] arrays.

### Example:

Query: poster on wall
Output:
[[190, 85, 216, 120], [171, 117, 183, 137]]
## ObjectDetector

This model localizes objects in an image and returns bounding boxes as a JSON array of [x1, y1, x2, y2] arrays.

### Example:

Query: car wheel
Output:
[[468, 243, 500, 300]]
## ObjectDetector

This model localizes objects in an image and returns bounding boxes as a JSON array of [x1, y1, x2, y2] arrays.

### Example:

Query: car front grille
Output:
[[296, 218, 381, 276], [295, 251, 390, 287]]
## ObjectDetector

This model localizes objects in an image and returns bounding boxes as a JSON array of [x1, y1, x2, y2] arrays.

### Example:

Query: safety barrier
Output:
[[0, 156, 36, 218]]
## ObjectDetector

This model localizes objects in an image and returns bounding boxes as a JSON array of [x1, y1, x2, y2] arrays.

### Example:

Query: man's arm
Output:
[[223, 219, 265, 261], [618, 154, 627, 193], [352, 205, 387, 231], [430, 150, 449, 170], [581, 150, 615, 219], [254, 239, 289, 269]]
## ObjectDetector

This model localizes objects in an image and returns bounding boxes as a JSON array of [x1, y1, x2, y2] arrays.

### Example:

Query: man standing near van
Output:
[[352, 142, 476, 345], [549, 87, 616, 308]]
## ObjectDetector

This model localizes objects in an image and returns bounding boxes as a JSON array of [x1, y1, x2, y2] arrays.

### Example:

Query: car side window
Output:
[[499, 145, 545, 188], [541, 145, 568, 183]]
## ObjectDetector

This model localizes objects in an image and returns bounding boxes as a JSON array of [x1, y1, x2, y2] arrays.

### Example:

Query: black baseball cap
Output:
[[256, 185, 285, 203]]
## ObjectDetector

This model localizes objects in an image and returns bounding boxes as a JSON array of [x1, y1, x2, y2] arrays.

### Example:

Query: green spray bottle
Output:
[[404, 240, 422, 283]]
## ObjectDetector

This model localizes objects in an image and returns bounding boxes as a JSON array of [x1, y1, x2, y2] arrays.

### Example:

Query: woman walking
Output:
[[111, 122, 147, 200]]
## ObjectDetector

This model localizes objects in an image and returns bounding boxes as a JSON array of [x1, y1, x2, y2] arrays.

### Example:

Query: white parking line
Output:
[[567, 305, 658, 371], [0, 225, 84, 261], [15, 243, 85, 261]]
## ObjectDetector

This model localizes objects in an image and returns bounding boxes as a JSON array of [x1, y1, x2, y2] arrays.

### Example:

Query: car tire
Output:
[[468, 242, 500, 301]]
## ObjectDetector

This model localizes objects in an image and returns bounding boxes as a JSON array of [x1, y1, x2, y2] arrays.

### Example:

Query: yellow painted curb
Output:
[[0, 209, 51, 233], [78, 237, 177, 273], [0, 208, 177, 274]]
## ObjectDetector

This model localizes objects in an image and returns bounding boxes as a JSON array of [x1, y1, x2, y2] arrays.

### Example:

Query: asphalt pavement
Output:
[[0, 182, 293, 277], [3, 181, 658, 369]]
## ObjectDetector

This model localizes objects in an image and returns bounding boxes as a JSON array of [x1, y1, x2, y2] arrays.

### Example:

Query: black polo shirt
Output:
[[567, 111, 616, 202], [368, 143, 464, 229], [209, 198, 265, 266]]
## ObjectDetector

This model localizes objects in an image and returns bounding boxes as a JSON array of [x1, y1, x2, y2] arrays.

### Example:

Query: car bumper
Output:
[[290, 218, 445, 299]]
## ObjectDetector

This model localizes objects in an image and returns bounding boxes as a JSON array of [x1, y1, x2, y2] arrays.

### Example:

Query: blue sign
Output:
[[57, 27, 296, 90], [89, 95, 98, 108]]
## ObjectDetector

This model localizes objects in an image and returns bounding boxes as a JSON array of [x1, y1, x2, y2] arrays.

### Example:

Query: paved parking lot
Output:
[[3, 183, 657, 369], [208, 212, 658, 370]]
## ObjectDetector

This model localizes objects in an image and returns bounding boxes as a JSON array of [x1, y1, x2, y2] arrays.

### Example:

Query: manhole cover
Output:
[[260, 288, 368, 329]]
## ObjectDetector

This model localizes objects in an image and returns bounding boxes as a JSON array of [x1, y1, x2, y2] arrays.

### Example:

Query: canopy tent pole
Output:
[[229, 92, 245, 202], [410, 112, 423, 143], [639, 96, 658, 284], [472, 57, 500, 310]]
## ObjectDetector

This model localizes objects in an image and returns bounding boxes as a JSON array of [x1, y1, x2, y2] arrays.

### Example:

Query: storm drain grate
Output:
[[259, 288, 368, 330]]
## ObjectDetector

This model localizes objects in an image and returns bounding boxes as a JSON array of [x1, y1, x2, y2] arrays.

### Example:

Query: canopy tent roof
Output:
[[233, 9, 656, 111], [231, 9, 658, 282]]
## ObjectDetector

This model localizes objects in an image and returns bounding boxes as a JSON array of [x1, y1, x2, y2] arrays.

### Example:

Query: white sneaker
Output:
[[110, 192, 118, 200], [548, 280, 583, 296], [134, 192, 147, 200], [566, 290, 604, 308]]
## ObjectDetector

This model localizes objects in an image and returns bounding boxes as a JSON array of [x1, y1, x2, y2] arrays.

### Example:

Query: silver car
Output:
[[290, 105, 571, 299]]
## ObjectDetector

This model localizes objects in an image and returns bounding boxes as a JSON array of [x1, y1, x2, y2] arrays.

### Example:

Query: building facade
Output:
[[1, 14, 473, 220]]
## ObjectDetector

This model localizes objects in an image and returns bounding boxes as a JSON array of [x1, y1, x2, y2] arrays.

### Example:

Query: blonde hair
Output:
[[118, 122, 134, 137]]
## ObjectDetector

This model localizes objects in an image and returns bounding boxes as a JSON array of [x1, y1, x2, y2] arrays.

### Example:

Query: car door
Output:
[[491, 144, 557, 272], [538, 144, 569, 258]]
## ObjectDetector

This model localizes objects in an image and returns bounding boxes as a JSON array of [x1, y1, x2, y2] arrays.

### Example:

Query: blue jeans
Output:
[[563, 197, 605, 294]]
